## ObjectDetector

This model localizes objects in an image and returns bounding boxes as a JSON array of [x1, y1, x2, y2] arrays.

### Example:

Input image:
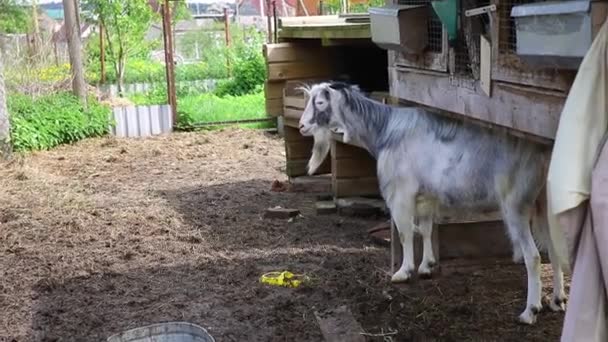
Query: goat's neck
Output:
[[343, 105, 396, 159]]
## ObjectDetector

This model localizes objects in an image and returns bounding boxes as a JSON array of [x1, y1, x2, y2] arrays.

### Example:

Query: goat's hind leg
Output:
[[503, 206, 543, 325], [417, 215, 437, 278], [531, 209, 567, 312]]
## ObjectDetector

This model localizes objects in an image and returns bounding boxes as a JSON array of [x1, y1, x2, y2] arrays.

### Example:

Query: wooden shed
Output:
[[378, 0, 607, 143], [264, 15, 389, 199]]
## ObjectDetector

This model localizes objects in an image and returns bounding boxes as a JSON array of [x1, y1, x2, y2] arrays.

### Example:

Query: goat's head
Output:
[[297, 81, 360, 138], [295, 81, 360, 175]]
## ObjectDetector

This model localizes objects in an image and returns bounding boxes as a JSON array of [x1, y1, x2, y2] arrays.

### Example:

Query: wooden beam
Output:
[[266, 98, 283, 117], [267, 61, 334, 81], [389, 67, 565, 141], [264, 80, 285, 99], [263, 42, 330, 63], [283, 95, 306, 109], [333, 157, 376, 178], [283, 107, 303, 120], [332, 177, 380, 198]]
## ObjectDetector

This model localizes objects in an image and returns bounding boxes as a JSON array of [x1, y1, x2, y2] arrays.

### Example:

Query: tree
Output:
[[63, 0, 87, 104], [83, 0, 158, 94], [0, 0, 32, 34]]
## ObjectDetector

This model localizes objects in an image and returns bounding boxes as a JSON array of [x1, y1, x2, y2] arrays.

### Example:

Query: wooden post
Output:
[[235, 0, 240, 26], [0, 61, 11, 160], [224, 8, 231, 46], [272, 1, 278, 43], [99, 21, 106, 84], [161, 0, 177, 126], [224, 8, 231, 76], [62, 0, 87, 105], [266, 0, 273, 43], [32, 0, 40, 59]]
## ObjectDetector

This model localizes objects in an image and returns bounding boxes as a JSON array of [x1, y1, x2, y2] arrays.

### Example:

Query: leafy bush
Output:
[[214, 49, 266, 97], [0, 1, 31, 34], [213, 27, 266, 97], [8, 92, 112, 151]]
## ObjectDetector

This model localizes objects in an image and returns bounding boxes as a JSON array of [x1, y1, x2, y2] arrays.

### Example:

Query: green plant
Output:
[[128, 88, 266, 130], [213, 26, 266, 97], [0, 0, 31, 34], [83, 0, 159, 92], [8, 92, 112, 151]]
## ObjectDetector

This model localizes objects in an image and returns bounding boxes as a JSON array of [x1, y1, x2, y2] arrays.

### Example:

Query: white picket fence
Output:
[[100, 79, 217, 97], [110, 104, 173, 138]]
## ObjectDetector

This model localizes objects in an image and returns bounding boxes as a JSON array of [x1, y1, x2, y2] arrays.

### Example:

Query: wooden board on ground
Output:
[[314, 305, 366, 342]]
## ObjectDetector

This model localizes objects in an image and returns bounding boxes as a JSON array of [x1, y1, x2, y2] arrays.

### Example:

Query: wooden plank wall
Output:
[[263, 42, 340, 117], [284, 125, 331, 177], [331, 140, 380, 198]]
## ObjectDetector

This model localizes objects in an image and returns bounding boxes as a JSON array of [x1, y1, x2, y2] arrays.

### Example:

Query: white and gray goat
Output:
[[297, 81, 567, 325]]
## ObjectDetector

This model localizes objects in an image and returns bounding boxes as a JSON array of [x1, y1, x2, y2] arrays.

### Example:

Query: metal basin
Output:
[[107, 322, 215, 342]]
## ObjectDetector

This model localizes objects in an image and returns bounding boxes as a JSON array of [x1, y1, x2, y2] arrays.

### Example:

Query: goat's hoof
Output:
[[518, 305, 541, 325], [391, 270, 412, 283], [418, 262, 436, 279], [548, 294, 567, 312], [512, 253, 524, 264]]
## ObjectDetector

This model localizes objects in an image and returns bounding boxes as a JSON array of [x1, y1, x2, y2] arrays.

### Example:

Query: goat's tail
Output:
[[307, 129, 331, 175], [530, 185, 570, 272]]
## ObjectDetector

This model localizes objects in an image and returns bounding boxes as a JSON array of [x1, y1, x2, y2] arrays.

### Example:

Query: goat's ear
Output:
[[328, 81, 351, 90], [329, 81, 361, 93], [294, 85, 311, 96]]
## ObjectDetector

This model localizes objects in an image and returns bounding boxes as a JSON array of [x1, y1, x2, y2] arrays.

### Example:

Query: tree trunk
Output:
[[62, 0, 87, 105], [0, 63, 11, 160], [117, 57, 125, 96]]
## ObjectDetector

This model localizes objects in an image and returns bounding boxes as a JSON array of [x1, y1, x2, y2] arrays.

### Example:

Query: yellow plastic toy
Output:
[[259, 271, 309, 288]]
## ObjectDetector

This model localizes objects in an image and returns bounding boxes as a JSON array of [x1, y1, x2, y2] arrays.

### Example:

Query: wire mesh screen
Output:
[[455, 0, 490, 77], [397, 0, 444, 53], [498, 0, 540, 54]]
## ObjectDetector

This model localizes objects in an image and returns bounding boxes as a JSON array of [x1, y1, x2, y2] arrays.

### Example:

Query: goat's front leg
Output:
[[417, 216, 436, 278], [389, 193, 417, 283]]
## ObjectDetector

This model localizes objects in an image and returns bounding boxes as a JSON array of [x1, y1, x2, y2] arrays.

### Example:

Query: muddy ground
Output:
[[0, 129, 568, 341]]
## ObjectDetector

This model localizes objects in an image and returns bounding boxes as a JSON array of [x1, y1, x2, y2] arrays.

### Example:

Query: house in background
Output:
[[39, 1, 64, 21]]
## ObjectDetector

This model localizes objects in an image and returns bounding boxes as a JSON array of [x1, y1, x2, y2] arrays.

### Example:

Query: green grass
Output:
[[129, 89, 270, 130]]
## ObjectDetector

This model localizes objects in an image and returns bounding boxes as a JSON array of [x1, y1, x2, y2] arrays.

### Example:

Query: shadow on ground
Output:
[[27, 180, 565, 342]]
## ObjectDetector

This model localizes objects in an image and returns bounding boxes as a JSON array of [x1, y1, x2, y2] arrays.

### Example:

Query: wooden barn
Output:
[[263, 0, 608, 270]]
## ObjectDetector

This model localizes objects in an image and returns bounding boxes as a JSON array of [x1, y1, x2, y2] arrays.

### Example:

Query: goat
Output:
[[297, 81, 568, 325]]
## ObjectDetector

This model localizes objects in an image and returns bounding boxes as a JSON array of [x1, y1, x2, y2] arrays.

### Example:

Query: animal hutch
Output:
[[263, 1, 608, 272], [263, 15, 390, 199]]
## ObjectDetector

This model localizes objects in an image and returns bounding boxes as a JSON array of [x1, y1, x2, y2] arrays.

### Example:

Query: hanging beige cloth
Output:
[[546, 17, 608, 342]]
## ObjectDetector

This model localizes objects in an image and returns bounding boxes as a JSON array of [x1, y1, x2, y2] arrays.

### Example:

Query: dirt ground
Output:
[[0, 129, 569, 341]]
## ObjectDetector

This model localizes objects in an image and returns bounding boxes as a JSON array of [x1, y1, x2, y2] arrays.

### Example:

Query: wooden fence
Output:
[[100, 79, 217, 97]]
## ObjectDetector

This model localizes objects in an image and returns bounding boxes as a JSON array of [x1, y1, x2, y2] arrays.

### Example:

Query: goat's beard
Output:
[[307, 129, 331, 175]]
